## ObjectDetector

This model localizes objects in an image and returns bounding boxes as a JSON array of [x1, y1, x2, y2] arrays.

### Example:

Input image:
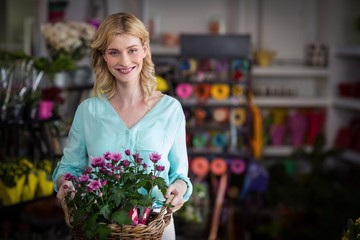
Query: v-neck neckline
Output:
[[105, 94, 166, 130]]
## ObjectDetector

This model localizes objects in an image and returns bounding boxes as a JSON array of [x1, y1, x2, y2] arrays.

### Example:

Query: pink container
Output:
[[38, 100, 54, 120], [270, 124, 287, 146]]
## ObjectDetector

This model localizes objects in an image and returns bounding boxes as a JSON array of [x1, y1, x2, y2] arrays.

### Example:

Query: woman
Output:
[[52, 12, 192, 239]]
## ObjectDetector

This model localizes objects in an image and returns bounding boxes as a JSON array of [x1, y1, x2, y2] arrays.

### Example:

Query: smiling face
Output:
[[103, 33, 148, 84]]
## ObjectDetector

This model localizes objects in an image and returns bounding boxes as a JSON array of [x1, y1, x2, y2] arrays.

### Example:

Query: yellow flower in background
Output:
[[156, 75, 169, 93]]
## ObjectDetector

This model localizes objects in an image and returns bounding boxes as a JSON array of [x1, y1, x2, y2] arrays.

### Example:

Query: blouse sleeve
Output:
[[52, 103, 88, 191], [168, 112, 193, 201]]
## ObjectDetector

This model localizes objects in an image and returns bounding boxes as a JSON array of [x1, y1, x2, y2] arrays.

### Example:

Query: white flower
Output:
[[41, 21, 96, 61]]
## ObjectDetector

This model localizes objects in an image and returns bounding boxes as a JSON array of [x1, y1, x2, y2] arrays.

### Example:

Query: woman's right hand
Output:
[[56, 179, 75, 201]]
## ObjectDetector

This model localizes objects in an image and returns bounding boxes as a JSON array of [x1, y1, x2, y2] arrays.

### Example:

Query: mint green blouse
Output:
[[52, 94, 193, 204]]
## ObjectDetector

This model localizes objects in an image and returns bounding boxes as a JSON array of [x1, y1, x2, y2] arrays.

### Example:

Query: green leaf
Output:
[[96, 224, 112, 240], [112, 210, 133, 225], [110, 188, 125, 207], [73, 208, 88, 225], [83, 213, 98, 239], [100, 204, 110, 220]]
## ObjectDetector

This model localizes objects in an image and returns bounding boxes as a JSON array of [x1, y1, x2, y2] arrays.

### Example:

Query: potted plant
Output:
[[62, 149, 171, 240]]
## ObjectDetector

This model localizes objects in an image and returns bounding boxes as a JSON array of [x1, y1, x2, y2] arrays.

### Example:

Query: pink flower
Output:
[[101, 180, 107, 186], [125, 149, 131, 156], [64, 173, 74, 181], [116, 174, 121, 179], [151, 174, 155, 180], [103, 151, 112, 160], [149, 152, 161, 163], [91, 156, 105, 167], [79, 174, 90, 182], [139, 207, 151, 224], [111, 152, 122, 162], [108, 171, 113, 176], [142, 163, 148, 169], [156, 165, 165, 172], [87, 179, 101, 191], [129, 207, 139, 225], [122, 160, 130, 167], [98, 191, 103, 197], [84, 167, 92, 174]]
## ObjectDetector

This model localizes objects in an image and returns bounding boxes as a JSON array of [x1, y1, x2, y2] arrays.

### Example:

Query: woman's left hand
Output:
[[165, 180, 187, 213]]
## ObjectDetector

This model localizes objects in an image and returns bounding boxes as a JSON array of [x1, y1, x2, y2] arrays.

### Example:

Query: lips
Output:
[[117, 66, 135, 74]]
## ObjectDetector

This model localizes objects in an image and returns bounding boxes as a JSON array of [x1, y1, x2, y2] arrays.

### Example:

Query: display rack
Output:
[[171, 34, 254, 239]]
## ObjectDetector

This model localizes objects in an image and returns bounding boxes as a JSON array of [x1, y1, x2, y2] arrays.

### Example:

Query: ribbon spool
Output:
[[194, 107, 207, 125], [231, 59, 244, 81], [230, 159, 246, 175], [230, 108, 246, 126], [178, 58, 197, 76], [210, 158, 228, 176], [176, 83, 193, 99], [211, 133, 227, 148], [232, 85, 244, 97], [190, 156, 210, 178], [212, 107, 229, 124], [183, 108, 192, 122], [156, 75, 169, 93], [194, 83, 211, 102], [210, 84, 230, 100], [192, 132, 209, 148], [186, 132, 192, 147]]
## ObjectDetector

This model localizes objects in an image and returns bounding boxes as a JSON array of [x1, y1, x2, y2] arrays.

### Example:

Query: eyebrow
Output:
[[107, 45, 140, 51]]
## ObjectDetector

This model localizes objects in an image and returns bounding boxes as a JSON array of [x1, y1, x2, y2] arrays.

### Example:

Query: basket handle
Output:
[[61, 198, 73, 228]]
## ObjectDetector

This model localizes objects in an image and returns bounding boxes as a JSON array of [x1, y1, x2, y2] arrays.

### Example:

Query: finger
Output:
[[165, 185, 175, 198]]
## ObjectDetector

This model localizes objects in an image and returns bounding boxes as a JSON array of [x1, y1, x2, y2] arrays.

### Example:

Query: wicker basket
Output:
[[62, 198, 172, 240]]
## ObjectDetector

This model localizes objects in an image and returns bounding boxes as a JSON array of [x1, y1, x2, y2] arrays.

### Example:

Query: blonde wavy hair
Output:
[[91, 12, 157, 103]]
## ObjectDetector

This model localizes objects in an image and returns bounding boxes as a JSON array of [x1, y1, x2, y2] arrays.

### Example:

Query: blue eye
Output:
[[109, 51, 119, 56], [129, 48, 138, 54]]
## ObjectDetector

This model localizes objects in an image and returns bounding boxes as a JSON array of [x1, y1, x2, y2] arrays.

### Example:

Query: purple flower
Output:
[[149, 152, 161, 163], [87, 179, 101, 191], [108, 171, 113, 176], [116, 174, 121, 179], [91, 156, 105, 167], [64, 173, 74, 181], [125, 149, 131, 156], [111, 152, 122, 162], [122, 160, 130, 168], [136, 157, 143, 164], [101, 180, 107, 186], [156, 165, 165, 172], [132, 153, 140, 160], [79, 174, 90, 182], [142, 163, 148, 169], [103, 151, 112, 160], [84, 167, 92, 174]]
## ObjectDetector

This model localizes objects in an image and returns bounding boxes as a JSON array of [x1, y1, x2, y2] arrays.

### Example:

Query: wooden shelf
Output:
[[151, 43, 180, 56], [179, 98, 248, 107], [263, 145, 312, 157], [254, 97, 329, 107], [333, 97, 360, 111], [335, 46, 360, 57], [253, 65, 329, 77]]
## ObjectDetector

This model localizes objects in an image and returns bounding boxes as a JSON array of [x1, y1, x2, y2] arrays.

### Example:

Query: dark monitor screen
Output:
[[180, 34, 251, 58]]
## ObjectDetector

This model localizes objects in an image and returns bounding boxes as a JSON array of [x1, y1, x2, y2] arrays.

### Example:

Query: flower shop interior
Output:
[[1, 0, 360, 239]]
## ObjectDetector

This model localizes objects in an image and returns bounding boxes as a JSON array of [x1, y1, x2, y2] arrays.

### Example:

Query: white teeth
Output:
[[118, 67, 133, 74]]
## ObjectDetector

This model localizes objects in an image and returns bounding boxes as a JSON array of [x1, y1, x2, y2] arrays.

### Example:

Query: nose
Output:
[[119, 53, 130, 67]]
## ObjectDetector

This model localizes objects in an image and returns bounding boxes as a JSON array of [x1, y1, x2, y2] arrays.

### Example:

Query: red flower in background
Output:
[[41, 86, 64, 104]]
